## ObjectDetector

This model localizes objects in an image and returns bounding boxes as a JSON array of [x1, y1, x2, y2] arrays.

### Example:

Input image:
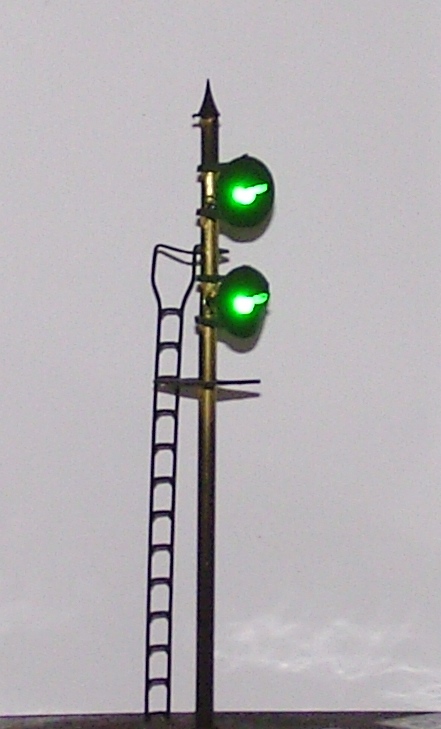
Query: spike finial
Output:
[[193, 79, 220, 119]]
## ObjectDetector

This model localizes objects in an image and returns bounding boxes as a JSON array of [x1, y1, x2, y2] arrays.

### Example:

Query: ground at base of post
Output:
[[0, 712, 439, 729]]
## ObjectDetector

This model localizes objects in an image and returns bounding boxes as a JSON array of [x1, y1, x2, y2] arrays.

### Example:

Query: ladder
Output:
[[144, 244, 196, 718]]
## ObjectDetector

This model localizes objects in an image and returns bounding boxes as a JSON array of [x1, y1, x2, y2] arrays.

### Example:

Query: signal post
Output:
[[193, 82, 273, 729], [194, 82, 219, 729]]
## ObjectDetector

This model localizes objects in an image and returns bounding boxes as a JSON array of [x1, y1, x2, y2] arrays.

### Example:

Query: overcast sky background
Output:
[[1, 0, 440, 716]]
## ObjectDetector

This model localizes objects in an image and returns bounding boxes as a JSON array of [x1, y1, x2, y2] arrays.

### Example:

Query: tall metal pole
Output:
[[194, 80, 219, 729]]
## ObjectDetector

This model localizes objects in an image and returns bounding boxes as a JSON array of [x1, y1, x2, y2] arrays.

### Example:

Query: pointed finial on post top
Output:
[[193, 79, 220, 119]]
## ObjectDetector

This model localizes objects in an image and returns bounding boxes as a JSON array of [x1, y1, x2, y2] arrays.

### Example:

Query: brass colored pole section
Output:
[[195, 81, 219, 729]]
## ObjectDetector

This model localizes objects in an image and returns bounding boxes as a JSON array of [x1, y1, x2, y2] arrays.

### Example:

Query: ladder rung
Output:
[[149, 643, 170, 655], [160, 308, 180, 318], [148, 677, 169, 688], [149, 610, 170, 621], [152, 476, 173, 486], [152, 509, 172, 520], [151, 542, 171, 554], [158, 340, 180, 351], [155, 409, 177, 419], [149, 576, 171, 588], [154, 442, 176, 453]]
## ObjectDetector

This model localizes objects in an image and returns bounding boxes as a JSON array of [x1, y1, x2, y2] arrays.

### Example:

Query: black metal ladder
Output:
[[144, 244, 196, 718]]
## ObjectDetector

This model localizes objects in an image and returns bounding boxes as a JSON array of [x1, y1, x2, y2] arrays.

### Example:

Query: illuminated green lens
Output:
[[217, 156, 274, 232], [231, 292, 269, 316], [231, 183, 269, 206], [216, 265, 269, 339], [232, 295, 254, 315]]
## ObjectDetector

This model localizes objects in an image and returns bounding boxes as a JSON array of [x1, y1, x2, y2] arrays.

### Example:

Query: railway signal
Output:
[[145, 81, 275, 729], [215, 265, 270, 339], [217, 154, 275, 230]]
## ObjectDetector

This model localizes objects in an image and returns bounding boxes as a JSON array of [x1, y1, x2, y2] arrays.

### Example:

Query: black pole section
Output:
[[193, 80, 220, 729]]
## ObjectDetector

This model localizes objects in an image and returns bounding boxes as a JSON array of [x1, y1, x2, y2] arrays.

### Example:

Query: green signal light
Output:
[[216, 266, 270, 339], [217, 156, 275, 232], [232, 292, 269, 315], [231, 183, 269, 206], [232, 295, 254, 315]]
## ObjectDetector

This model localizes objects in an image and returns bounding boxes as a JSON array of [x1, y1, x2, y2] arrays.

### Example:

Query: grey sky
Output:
[[1, 0, 440, 715]]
